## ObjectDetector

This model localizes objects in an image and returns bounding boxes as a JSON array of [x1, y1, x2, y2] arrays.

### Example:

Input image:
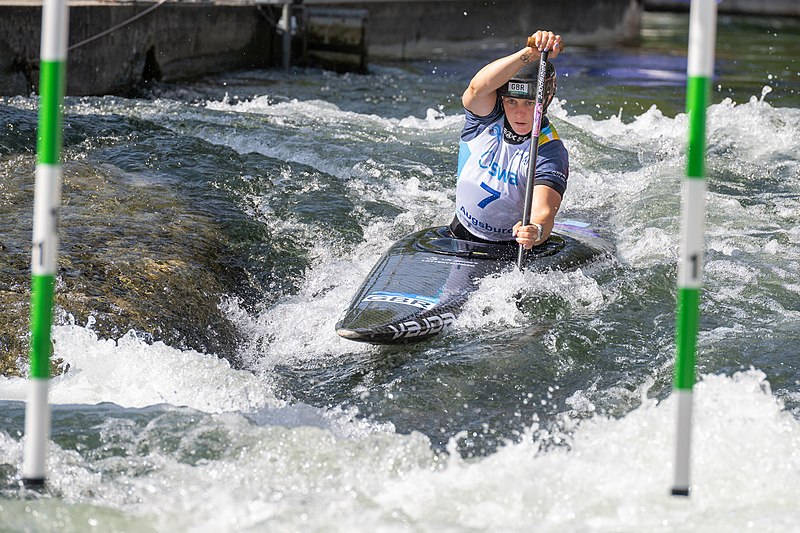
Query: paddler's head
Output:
[[497, 60, 557, 136]]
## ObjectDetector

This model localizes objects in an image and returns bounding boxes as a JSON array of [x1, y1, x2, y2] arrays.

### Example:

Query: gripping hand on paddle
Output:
[[525, 31, 564, 60], [513, 184, 563, 249], [463, 30, 564, 117], [513, 221, 544, 249]]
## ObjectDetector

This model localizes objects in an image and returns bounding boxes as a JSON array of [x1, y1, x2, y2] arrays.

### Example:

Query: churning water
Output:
[[1, 12, 799, 532]]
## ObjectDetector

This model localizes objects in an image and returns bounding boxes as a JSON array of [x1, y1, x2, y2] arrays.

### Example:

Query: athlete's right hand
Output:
[[513, 221, 545, 249]]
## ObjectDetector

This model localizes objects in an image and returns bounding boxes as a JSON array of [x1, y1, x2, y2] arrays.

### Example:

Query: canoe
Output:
[[336, 220, 612, 344]]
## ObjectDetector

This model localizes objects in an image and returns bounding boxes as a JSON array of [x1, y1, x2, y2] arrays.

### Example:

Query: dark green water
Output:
[[1, 11, 799, 532]]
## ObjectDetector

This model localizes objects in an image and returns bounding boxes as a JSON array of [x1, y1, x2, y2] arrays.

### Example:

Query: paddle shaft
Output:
[[516, 49, 549, 270]]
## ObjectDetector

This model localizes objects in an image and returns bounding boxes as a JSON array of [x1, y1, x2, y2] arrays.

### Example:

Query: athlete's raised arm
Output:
[[462, 30, 563, 117]]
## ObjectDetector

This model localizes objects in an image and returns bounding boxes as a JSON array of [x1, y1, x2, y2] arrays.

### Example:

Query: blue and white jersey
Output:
[[455, 97, 568, 241]]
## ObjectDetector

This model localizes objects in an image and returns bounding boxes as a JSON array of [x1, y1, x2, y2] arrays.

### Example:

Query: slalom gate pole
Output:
[[671, 0, 717, 497], [22, 0, 69, 488]]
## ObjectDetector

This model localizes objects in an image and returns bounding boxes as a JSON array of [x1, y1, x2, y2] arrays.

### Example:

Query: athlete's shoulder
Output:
[[537, 120, 569, 168], [537, 117, 565, 152], [462, 96, 504, 142], [538, 135, 568, 161]]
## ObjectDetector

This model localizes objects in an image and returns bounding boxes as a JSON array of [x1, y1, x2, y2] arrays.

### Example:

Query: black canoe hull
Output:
[[336, 221, 612, 344]]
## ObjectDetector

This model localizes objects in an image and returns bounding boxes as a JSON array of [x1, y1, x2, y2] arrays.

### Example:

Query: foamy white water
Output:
[[2, 353, 798, 532]]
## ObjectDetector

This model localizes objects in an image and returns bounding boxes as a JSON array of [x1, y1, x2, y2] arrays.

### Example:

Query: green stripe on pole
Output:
[[29, 274, 55, 379], [37, 60, 66, 165], [674, 287, 699, 390], [685, 76, 709, 179]]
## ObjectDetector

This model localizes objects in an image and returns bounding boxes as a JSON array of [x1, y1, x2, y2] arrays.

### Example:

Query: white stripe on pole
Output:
[[22, 380, 51, 481], [687, 0, 717, 77], [32, 164, 62, 276], [40, 0, 69, 62], [677, 179, 706, 289], [673, 390, 694, 491]]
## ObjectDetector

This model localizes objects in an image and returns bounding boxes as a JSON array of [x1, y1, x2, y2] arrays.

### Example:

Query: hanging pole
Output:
[[22, 0, 69, 488], [671, 0, 717, 498]]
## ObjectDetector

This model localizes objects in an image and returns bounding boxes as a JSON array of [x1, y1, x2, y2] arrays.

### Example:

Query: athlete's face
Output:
[[501, 97, 536, 135]]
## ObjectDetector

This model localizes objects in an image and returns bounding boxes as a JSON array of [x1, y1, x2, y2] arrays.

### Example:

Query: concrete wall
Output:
[[302, 6, 369, 72], [1, 0, 643, 96], [324, 0, 643, 60], [644, 0, 800, 17], [1, 3, 280, 96]]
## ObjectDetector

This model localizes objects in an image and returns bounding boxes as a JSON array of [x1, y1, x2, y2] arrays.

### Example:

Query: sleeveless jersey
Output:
[[455, 97, 568, 241]]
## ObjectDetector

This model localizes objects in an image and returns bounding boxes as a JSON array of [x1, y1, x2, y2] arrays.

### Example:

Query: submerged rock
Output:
[[0, 106, 313, 376], [0, 161, 248, 376]]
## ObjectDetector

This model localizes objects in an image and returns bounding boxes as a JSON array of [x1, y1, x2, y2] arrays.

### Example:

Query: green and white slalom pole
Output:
[[671, 0, 717, 498], [22, 0, 69, 488]]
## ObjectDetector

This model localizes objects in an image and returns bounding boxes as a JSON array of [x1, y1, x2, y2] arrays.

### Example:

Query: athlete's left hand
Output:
[[513, 221, 545, 249]]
